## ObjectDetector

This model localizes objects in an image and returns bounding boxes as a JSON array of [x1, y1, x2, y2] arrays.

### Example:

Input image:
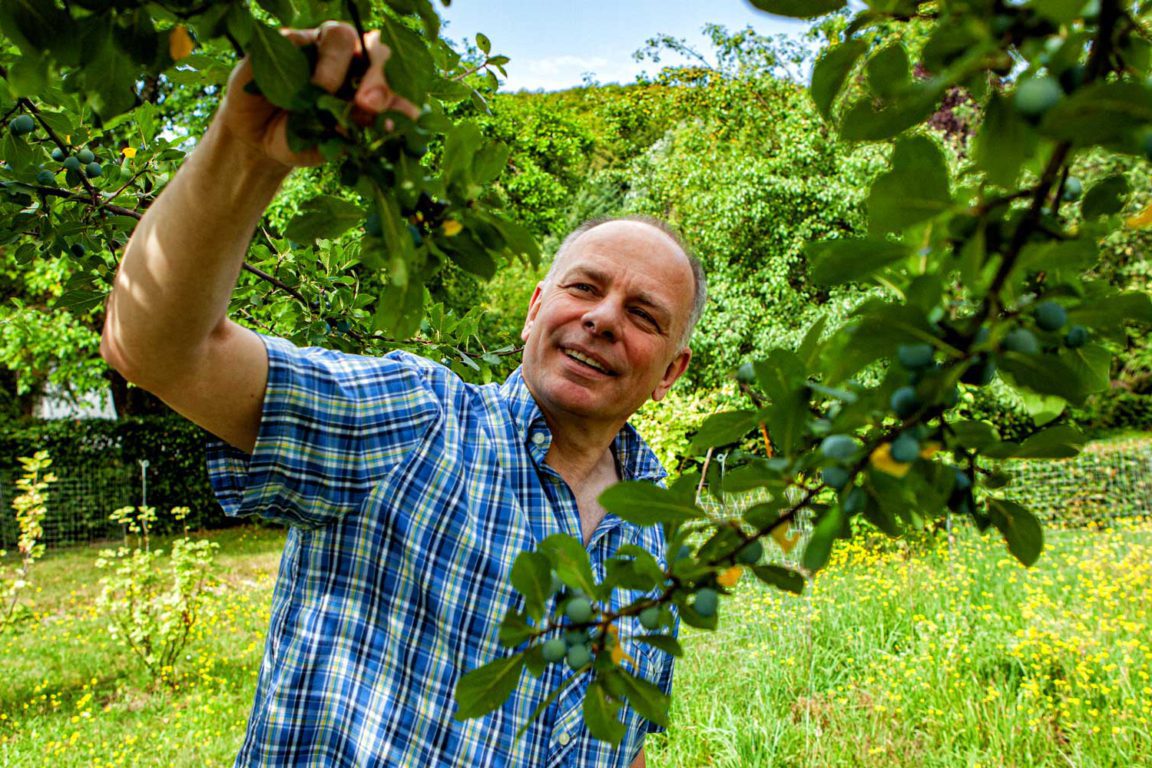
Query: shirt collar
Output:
[[501, 367, 667, 483]]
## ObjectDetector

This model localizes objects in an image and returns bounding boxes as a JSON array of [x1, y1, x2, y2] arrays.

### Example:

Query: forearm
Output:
[[101, 121, 290, 389]]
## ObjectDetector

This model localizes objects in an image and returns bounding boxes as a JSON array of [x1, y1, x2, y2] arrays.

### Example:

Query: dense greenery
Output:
[[2, 0, 1152, 747]]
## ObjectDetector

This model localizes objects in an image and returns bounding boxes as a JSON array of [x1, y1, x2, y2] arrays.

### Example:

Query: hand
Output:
[[217, 21, 421, 169]]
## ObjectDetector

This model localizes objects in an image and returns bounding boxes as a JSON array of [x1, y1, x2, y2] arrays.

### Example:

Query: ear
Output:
[[651, 348, 692, 402], [520, 283, 544, 342]]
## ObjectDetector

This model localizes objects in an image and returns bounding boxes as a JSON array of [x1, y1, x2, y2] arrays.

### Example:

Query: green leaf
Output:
[[796, 315, 828, 369], [633, 634, 683, 657], [1081, 175, 1129, 219], [454, 652, 525, 720], [986, 498, 1044, 567], [947, 420, 1000, 451], [284, 196, 364, 242], [583, 679, 625, 746], [998, 352, 1089, 405], [380, 15, 434, 104], [1041, 82, 1152, 146], [839, 86, 940, 141], [510, 551, 552, 620], [614, 669, 670, 728], [497, 608, 536, 648], [868, 135, 952, 233], [538, 534, 597, 595], [973, 92, 1037, 188], [476, 32, 491, 54], [751, 564, 805, 594], [747, 0, 846, 18], [598, 482, 705, 526], [1013, 425, 1086, 459], [690, 410, 759, 451], [247, 23, 311, 110], [802, 507, 843, 573], [1067, 291, 1152, 327], [806, 238, 911, 285], [373, 277, 425, 338], [810, 39, 867, 121], [866, 44, 910, 100]]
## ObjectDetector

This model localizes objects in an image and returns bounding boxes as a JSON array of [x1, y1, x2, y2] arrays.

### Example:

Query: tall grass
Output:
[[1, 523, 1149, 766], [647, 524, 1152, 767]]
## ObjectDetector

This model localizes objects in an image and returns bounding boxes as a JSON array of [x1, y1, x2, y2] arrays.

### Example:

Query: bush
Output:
[[0, 416, 225, 547]]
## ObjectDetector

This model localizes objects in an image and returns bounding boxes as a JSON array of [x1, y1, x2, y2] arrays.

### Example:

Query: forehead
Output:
[[553, 222, 694, 306]]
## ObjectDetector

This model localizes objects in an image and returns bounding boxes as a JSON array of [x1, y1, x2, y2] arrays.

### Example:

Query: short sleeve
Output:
[[207, 335, 442, 528]]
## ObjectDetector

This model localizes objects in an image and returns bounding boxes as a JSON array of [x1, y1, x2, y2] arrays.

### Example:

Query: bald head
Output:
[[546, 216, 706, 349]]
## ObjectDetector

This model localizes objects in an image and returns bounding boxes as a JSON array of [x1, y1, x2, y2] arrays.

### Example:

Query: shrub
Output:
[[95, 505, 219, 686]]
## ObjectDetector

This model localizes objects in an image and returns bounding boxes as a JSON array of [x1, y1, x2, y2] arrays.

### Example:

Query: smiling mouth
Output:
[[564, 349, 616, 376]]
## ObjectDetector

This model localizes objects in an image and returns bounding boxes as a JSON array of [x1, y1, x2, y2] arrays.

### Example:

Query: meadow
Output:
[[1, 522, 1150, 767]]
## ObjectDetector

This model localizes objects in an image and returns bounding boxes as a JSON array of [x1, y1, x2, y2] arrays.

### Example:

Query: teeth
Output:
[[566, 350, 610, 374]]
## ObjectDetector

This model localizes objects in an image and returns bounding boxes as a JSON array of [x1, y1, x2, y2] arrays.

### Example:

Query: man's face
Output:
[[520, 221, 694, 432]]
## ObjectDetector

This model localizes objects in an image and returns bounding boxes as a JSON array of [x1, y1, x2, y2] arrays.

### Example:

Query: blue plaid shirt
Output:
[[208, 336, 676, 767]]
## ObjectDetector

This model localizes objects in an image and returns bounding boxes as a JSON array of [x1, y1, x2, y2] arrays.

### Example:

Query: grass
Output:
[[1, 522, 1150, 767]]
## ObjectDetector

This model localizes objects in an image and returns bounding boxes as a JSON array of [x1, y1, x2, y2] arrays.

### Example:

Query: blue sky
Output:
[[438, 0, 808, 92]]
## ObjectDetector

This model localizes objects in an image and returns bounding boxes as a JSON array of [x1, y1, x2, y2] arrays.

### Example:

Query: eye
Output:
[[631, 308, 660, 330], [568, 282, 595, 294]]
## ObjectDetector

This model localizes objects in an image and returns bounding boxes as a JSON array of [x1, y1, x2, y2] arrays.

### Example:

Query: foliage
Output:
[[0, 450, 55, 632], [0, 0, 536, 405], [95, 504, 219, 686], [455, 0, 1152, 742]]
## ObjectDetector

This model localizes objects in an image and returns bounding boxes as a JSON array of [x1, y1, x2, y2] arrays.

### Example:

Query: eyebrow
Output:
[[560, 265, 673, 328]]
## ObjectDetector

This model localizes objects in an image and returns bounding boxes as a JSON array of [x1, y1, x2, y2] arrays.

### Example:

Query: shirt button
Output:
[[557, 732, 571, 746], [532, 432, 546, 446]]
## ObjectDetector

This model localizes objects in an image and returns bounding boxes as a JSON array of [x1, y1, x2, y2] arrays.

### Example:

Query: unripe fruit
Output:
[[897, 343, 935, 370], [63, 156, 82, 172], [36, 169, 55, 185], [50, 147, 66, 162], [820, 434, 858, 461], [639, 606, 661, 630], [565, 628, 589, 646], [736, 539, 764, 565], [1014, 77, 1062, 124], [890, 386, 921, 419], [566, 597, 593, 624], [736, 362, 756, 384], [76, 148, 95, 164], [85, 162, 103, 178], [694, 588, 719, 618], [675, 544, 692, 561], [890, 433, 921, 464], [954, 469, 973, 493], [1034, 301, 1067, 332], [1003, 327, 1039, 355], [821, 466, 851, 491], [1062, 176, 1083, 201], [70, 243, 87, 257], [1064, 324, 1089, 348], [9, 115, 35, 135], [566, 643, 593, 670], [542, 637, 567, 663]]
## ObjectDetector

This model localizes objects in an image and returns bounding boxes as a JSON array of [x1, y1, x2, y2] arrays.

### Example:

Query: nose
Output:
[[582, 299, 620, 341]]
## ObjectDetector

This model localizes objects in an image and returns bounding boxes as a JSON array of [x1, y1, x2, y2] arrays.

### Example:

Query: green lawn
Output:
[[2, 522, 1150, 767]]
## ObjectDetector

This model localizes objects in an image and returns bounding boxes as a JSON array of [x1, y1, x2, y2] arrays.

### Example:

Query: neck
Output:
[[539, 411, 622, 488]]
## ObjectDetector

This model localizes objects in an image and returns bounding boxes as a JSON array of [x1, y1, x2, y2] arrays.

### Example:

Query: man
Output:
[[101, 21, 705, 768]]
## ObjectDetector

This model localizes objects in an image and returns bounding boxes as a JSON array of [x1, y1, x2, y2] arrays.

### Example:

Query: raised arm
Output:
[[101, 24, 416, 452]]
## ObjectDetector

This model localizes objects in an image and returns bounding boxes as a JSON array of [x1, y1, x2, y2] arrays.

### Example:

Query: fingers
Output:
[[354, 30, 422, 122], [310, 22, 360, 93]]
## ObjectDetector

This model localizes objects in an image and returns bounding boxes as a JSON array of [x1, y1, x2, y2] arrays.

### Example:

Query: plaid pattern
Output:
[[207, 335, 676, 767]]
